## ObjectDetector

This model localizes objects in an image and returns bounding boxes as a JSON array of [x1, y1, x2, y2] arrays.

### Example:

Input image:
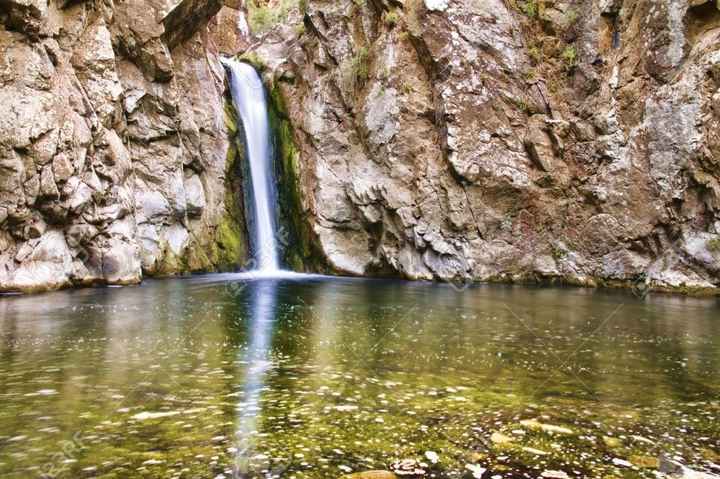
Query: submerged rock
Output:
[[424, 451, 439, 464], [131, 411, 181, 421], [540, 471, 570, 479], [519, 419, 573, 435], [391, 459, 427, 477], [340, 471, 398, 479], [490, 432, 515, 445], [660, 456, 720, 479], [465, 464, 487, 478]]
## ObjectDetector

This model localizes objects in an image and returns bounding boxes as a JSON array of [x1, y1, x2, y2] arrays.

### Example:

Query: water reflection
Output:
[[0, 278, 718, 478], [233, 279, 280, 478]]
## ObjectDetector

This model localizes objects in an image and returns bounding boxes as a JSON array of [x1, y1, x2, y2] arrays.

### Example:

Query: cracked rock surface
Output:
[[0, 0, 250, 292], [248, 0, 720, 293], [3, 0, 720, 295]]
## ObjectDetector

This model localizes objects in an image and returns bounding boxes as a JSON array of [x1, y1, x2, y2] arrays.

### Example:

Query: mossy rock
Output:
[[629, 455, 659, 469], [266, 79, 330, 272], [602, 436, 622, 448], [239, 51, 266, 71], [211, 141, 248, 269], [224, 101, 239, 135], [216, 215, 245, 266]]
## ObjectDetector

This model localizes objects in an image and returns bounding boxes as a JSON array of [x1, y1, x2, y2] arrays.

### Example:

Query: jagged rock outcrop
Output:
[[3, 0, 720, 295], [247, 0, 720, 293], [0, 0, 251, 292]]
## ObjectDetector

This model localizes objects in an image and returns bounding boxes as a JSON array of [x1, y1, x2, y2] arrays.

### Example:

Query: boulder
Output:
[[9, 230, 73, 292]]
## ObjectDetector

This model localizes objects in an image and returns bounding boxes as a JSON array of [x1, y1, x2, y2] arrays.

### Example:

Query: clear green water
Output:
[[0, 276, 718, 479]]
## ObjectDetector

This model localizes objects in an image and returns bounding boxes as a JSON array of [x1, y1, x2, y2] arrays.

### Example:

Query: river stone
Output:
[[541, 471, 570, 479], [630, 455, 659, 469], [659, 456, 720, 478], [390, 459, 427, 476], [340, 471, 398, 479], [520, 419, 574, 435], [490, 432, 515, 445]]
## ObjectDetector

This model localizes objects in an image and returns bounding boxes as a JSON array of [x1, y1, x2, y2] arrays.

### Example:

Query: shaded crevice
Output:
[[265, 82, 332, 273]]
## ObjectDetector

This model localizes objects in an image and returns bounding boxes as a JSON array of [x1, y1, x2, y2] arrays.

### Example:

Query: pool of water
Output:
[[0, 275, 718, 478]]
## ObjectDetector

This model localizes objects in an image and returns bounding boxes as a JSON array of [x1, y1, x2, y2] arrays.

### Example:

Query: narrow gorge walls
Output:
[[0, 0, 250, 292], [243, 0, 720, 294], [2, 0, 720, 295]]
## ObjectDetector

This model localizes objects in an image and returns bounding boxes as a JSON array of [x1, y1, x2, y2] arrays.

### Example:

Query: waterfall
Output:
[[223, 59, 280, 272]]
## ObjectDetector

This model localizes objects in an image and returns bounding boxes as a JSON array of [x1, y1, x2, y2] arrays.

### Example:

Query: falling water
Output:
[[223, 59, 280, 272]]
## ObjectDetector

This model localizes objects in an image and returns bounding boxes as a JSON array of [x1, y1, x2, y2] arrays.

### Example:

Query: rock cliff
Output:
[[246, 0, 720, 294], [0, 0, 250, 292], [2, 0, 720, 295]]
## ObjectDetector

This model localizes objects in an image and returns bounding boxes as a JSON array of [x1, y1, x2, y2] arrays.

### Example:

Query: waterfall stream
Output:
[[223, 59, 280, 272]]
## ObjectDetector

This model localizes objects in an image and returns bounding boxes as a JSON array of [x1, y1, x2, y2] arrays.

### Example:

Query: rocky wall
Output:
[[245, 0, 720, 294], [0, 0, 250, 292]]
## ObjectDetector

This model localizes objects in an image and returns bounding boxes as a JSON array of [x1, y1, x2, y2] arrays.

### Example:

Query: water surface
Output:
[[0, 276, 718, 478]]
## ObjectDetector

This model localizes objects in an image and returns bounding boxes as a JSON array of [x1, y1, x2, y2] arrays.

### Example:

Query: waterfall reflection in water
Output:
[[233, 279, 281, 478], [0, 277, 718, 478]]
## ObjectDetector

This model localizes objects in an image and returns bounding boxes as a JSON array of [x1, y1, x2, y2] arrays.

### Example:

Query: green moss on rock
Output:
[[184, 99, 249, 273], [224, 101, 239, 135], [152, 97, 248, 276], [238, 51, 266, 71], [215, 214, 246, 266], [213, 126, 249, 269], [708, 237, 720, 253], [266, 79, 330, 272]]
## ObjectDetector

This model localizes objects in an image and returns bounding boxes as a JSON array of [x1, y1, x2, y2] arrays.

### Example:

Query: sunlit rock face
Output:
[[2, 0, 720, 294], [0, 0, 250, 292], [245, 0, 720, 293]]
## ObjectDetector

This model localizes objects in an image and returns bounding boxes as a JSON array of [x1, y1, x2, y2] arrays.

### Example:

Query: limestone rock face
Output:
[[3, 0, 720, 295], [210, 5, 251, 55], [248, 0, 720, 293], [0, 0, 250, 292]]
